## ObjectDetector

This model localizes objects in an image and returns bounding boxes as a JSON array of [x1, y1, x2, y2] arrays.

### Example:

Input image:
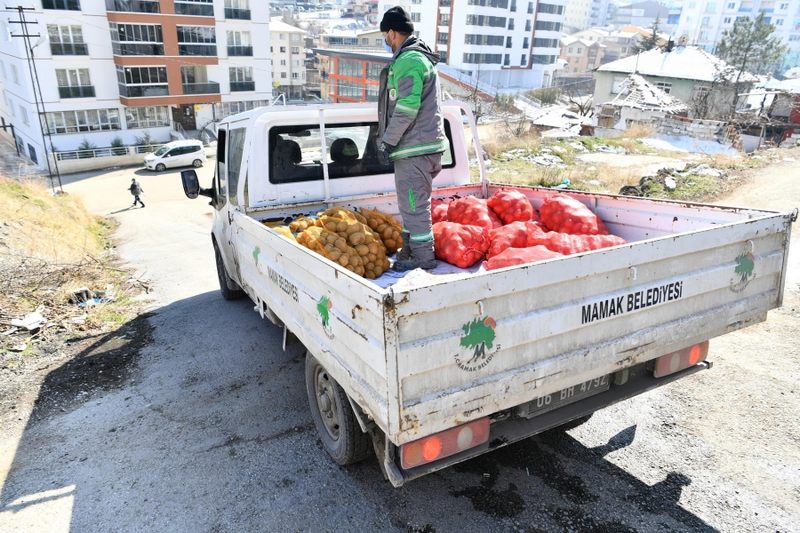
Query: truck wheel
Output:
[[213, 240, 244, 300], [305, 351, 371, 465], [155, 163, 166, 172], [192, 159, 203, 168]]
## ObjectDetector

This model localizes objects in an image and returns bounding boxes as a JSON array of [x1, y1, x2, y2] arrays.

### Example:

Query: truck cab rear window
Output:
[[268, 121, 455, 184]]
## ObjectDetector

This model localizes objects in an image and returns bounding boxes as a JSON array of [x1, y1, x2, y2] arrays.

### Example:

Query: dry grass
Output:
[[0, 178, 105, 263], [0, 177, 145, 354], [622, 123, 655, 138]]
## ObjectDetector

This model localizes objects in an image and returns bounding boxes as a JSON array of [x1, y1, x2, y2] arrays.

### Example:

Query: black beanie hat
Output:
[[380, 6, 414, 34]]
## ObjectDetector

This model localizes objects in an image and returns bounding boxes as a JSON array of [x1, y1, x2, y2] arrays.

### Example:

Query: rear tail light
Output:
[[654, 341, 709, 378], [400, 417, 490, 470]]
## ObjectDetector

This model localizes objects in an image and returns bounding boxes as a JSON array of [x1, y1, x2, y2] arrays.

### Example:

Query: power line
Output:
[[6, 4, 63, 194]]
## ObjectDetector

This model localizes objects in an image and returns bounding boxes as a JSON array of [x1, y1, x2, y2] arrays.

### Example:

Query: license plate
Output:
[[518, 375, 610, 419]]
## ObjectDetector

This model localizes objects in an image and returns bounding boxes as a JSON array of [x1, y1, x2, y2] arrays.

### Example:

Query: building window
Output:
[[175, 0, 214, 16], [527, 1, 533, 14], [531, 55, 556, 64], [227, 30, 252, 56], [411, 12, 421, 22], [508, 18, 514, 30], [291, 72, 299, 79], [655, 81, 672, 94], [535, 20, 562, 31], [467, 0, 508, 6], [177, 26, 217, 56], [462, 53, 502, 64], [525, 20, 531, 32], [229, 67, 254, 91], [48, 25, 88, 55], [520, 54, 526, 66], [533, 38, 559, 48], [28, 144, 37, 164], [225, 0, 251, 20], [727, 2, 735, 8], [504, 54, 510, 66], [280, 46, 286, 53], [724, 17, 732, 23], [125, 106, 170, 128], [21, 106, 29, 125], [44, 109, 121, 134], [366, 62, 383, 79], [11, 64, 18, 84], [109, 23, 164, 55], [42, 0, 80, 10], [464, 34, 505, 46], [117, 66, 168, 97], [106, 0, 160, 13], [438, 32, 449, 45], [56, 68, 95, 98], [506, 36, 512, 48], [776, 19, 784, 26], [291, 46, 300, 54], [537, 3, 563, 14], [439, 13, 450, 25], [280, 59, 286, 66], [523, 37, 529, 48], [338, 59, 362, 77], [466, 15, 506, 27]]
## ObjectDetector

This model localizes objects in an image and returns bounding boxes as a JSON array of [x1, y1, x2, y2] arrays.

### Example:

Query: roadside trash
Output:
[[11, 306, 46, 331], [664, 177, 677, 190], [595, 144, 626, 154], [71, 287, 114, 307], [11, 343, 27, 352], [554, 178, 571, 189]]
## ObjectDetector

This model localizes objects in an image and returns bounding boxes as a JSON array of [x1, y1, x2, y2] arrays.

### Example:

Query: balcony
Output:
[[183, 82, 220, 94], [118, 84, 169, 97], [230, 81, 255, 92], [113, 43, 165, 55], [105, 0, 160, 13], [225, 8, 251, 20], [178, 44, 217, 56], [50, 43, 88, 55], [43, 0, 80, 10], [175, 2, 215, 16], [227, 45, 253, 56], [58, 85, 96, 98]]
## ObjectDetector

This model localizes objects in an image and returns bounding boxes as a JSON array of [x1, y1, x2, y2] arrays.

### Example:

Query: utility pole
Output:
[[6, 4, 63, 194]]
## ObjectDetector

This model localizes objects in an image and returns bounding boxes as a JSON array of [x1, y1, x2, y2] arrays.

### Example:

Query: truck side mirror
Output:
[[181, 169, 200, 199], [181, 169, 215, 200]]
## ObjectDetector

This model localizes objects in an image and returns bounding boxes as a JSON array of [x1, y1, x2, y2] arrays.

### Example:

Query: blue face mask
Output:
[[384, 38, 393, 54]]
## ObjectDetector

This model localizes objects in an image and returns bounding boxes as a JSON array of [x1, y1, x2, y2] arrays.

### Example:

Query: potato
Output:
[[272, 226, 295, 240], [349, 232, 365, 245]]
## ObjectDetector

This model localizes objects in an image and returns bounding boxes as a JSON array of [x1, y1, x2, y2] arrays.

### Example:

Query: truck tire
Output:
[[305, 351, 371, 465], [213, 240, 244, 300]]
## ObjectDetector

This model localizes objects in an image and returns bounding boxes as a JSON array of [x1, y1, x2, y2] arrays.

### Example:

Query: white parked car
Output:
[[144, 140, 206, 172]]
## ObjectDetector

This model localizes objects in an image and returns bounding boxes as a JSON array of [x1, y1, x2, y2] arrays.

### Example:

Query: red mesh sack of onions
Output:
[[431, 198, 450, 224], [487, 189, 540, 224], [447, 196, 502, 230], [433, 222, 490, 268], [487, 221, 544, 258], [483, 245, 563, 271], [539, 194, 609, 235]]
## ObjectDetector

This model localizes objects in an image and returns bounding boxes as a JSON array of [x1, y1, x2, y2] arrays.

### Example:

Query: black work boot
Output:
[[396, 231, 411, 261], [392, 240, 437, 272]]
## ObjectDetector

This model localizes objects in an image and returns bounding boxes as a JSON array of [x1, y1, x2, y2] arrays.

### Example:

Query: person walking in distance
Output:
[[378, 6, 447, 271], [129, 178, 145, 208]]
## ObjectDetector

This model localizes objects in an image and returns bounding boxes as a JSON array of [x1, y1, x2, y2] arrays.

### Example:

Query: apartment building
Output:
[[0, 0, 271, 168], [269, 17, 306, 100], [377, 0, 566, 91], [560, 37, 605, 74], [563, 0, 611, 32], [673, 0, 800, 70]]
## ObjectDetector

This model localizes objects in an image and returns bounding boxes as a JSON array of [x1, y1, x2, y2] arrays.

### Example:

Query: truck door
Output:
[[213, 127, 242, 285]]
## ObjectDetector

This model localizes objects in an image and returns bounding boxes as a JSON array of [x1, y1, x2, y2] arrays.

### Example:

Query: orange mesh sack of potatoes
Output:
[[316, 212, 390, 279], [359, 208, 403, 254], [272, 226, 296, 240], [296, 226, 366, 277], [289, 215, 318, 233], [318, 207, 368, 224]]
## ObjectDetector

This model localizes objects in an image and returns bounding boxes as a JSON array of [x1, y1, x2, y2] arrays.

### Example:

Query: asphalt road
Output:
[[1, 158, 798, 532]]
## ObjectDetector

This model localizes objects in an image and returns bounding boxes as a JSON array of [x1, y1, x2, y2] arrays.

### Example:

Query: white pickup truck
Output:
[[181, 102, 794, 487]]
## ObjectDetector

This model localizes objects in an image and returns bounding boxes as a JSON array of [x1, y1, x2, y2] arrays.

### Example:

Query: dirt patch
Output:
[[0, 314, 153, 428]]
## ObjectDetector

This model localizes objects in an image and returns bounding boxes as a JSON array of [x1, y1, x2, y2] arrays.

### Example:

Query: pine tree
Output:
[[634, 17, 661, 54], [717, 12, 787, 76]]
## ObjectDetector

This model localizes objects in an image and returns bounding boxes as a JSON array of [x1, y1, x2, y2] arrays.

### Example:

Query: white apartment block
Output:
[[269, 18, 306, 100], [0, 0, 272, 168], [674, 0, 800, 70], [378, 0, 566, 91], [563, 0, 611, 32]]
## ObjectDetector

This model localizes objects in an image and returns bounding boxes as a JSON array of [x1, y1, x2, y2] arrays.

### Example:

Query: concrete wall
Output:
[[655, 116, 729, 142]]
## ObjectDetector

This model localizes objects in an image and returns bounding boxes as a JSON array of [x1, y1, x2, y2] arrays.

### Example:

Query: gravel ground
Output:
[[0, 157, 798, 532]]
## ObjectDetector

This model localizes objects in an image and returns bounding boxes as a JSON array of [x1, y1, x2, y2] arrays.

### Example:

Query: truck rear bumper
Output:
[[393, 361, 711, 485]]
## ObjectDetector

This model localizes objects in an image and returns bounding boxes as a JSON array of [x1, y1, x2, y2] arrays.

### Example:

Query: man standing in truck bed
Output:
[[378, 6, 448, 271]]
